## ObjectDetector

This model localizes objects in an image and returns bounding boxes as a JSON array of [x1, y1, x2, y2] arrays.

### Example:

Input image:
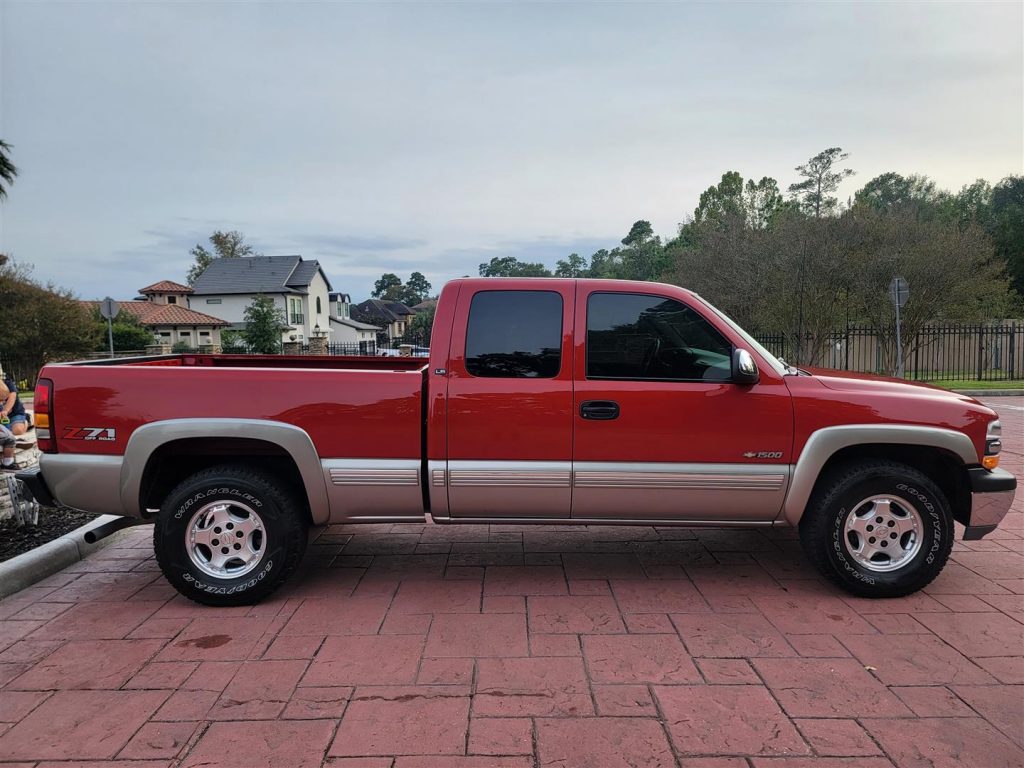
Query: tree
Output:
[[0, 256, 98, 378], [554, 253, 589, 277], [242, 295, 286, 354], [478, 256, 552, 277], [693, 172, 745, 225], [788, 147, 856, 217], [372, 273, 404, 300], [666, 204, 1015, 369], [743, 177, 786, 229], [406, 304, 435, 346], [621, 220, 655, 247], [186, 230, 259, 285], [989, 176, 1024, 296], [402, 271, 432, 305], [854, 173, 947, 218], [0, 140, 17, 200]]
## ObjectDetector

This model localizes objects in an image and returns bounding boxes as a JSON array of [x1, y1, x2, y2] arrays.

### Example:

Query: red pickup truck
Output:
[[19, 278, 1015, 605]]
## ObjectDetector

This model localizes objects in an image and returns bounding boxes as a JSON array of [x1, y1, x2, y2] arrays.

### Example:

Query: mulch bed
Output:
[[0, 507, 96, 563]]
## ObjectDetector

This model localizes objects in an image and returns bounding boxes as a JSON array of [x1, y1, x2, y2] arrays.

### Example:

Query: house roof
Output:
[[353, 298, 415, 323], [139, 280, 193, 295], [330, 315, 381, 332], [81, 300, 230, 327], [191, 255, 333, 295], [411, 299, 437, 313]]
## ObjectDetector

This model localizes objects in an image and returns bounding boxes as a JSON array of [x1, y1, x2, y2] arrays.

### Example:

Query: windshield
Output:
[[691, 295, 789, 377]]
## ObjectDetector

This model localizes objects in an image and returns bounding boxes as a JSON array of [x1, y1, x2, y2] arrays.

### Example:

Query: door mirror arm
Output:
[[732, 348, 760, 385]]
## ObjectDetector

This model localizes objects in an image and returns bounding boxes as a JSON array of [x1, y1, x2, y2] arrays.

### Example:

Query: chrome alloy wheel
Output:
[[186, 501, 265, 579], [843, 494, 923, 573]]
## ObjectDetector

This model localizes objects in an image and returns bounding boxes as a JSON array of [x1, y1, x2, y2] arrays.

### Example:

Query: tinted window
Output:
[[586, 293, 732, 381], [466, 291, 562, 378]]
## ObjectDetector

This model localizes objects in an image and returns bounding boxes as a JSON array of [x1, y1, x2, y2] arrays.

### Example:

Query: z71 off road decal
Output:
[[63, 426, 117, 442]]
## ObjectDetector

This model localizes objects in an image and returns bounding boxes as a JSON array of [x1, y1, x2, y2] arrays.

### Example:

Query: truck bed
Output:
[[46, 355, 428, 459]]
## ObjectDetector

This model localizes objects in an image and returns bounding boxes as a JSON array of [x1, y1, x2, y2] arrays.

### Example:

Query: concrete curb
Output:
[[0, 514, 146, 599], [953, 389, 1024, 397]]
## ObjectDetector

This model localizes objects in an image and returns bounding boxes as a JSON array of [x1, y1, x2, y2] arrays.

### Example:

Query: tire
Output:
[[154, 464, 308, 606], [799, 459, 953, 598]]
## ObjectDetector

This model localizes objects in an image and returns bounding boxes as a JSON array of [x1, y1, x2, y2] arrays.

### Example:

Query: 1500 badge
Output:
[[743, 451, 783, 459], [63, 427, 117, 442]]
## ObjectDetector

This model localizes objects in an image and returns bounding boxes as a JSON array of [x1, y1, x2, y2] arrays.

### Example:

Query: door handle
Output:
[[580, 400, 620, 420]]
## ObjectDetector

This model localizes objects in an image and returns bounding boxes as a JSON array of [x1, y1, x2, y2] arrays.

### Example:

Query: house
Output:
[[352, 298, 416, 343], [190, 255, 333, 342], [83, 281, 229, 348], [327, 292, 380, 350]]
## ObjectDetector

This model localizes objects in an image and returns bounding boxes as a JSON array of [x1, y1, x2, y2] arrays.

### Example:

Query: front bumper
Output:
[[964, 467, 1017, 540]]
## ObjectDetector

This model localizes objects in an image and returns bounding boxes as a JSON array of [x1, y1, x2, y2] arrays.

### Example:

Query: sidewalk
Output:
[[0, 400, 1020, 767]]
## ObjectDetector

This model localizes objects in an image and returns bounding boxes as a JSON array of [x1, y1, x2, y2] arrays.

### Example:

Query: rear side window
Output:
[[465, 290, 562, 378], [586, 292, 732, 381]]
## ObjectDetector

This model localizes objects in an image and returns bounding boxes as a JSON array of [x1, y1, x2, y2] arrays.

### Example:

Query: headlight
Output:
[[983, 420, 1001, 469]]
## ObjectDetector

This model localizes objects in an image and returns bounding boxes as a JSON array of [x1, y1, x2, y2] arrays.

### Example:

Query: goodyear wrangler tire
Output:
[[154, 465, 308, 606], [799, 460, 953, 598]]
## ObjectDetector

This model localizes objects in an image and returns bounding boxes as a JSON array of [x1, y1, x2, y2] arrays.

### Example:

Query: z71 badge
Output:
[[63, 427, 117, 442], [743, 451, 783, 459]]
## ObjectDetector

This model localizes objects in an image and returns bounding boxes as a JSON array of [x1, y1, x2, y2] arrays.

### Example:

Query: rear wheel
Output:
[[154, 465, 308, 606], [799, 460, 953, 598]]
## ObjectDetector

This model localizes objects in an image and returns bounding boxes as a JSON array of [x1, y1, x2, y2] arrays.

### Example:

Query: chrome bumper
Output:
[[964, 467, 1017, 540]]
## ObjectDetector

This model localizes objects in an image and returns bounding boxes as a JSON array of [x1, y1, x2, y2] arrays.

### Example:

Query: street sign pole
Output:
[[99, 297, 120, 358], [894, 295, 903, 378], [888, 277, 909, 378]]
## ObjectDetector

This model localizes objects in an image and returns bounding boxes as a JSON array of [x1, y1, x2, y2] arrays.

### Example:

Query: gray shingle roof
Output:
[[192, 255, 332, 295], [353, 299, 416, 323], [330, 316, 381, 331]]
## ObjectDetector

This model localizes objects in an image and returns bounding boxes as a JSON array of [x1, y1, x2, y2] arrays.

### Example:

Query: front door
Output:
[[571, 287, 793, 522], [445, 283, 575, 518]]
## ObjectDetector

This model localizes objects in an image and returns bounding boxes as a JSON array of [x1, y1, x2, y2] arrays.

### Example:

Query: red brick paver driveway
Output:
[[0, 399, 1021, 768]]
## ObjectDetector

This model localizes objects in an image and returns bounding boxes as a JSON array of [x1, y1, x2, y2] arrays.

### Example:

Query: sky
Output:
[[1, 1, 1021, 302]]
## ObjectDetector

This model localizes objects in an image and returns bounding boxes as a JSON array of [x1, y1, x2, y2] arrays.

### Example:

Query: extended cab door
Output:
[[444, 282, 575, 518], [571, 286, 793, 522]]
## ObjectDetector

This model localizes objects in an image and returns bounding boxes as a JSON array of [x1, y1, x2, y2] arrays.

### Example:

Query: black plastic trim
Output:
[[967, 467, 1017, 493], [14, 466, 56, 508]]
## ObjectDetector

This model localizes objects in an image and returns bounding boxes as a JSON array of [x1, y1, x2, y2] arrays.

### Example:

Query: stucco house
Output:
[[84, 281, 229, 348], [190, 255, 334, 342], [328, 292, 380, 350]]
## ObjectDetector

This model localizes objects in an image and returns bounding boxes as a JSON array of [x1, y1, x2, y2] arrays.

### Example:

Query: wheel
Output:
[[799, 459, 953, 598], [154, 464, 308, 606]]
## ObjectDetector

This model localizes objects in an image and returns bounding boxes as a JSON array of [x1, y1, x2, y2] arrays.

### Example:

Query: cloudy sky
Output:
[[1, 1, 1021, 301]]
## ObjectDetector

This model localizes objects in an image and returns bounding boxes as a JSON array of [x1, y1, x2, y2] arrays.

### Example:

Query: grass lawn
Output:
[[926, 379, 1024, 391]]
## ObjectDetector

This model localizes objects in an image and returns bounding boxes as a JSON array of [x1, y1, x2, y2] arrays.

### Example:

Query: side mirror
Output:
[[732, 348, 760, 385]]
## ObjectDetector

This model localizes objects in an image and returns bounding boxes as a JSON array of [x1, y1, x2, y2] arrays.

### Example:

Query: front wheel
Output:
[[799, 460, 953, 598], [154, 465, 308, 606]]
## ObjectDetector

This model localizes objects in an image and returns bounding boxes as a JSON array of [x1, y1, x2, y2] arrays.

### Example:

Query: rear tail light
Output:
[[34, 378, 55, 453]]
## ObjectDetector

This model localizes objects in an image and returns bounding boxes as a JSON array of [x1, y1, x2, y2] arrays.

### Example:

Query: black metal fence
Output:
[[754, 322, 1024, 382]]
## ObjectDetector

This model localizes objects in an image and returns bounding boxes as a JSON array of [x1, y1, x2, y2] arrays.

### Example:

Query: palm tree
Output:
[[0, 140, 18, 200]]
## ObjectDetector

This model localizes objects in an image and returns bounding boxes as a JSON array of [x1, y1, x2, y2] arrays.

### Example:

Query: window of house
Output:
[[179, 331, 191, 338], [159, 332, 171, 339], [316, 296, 322, 315], [586, 293, 732, 382], [465, 290, 562, 378], [199, 331, 211, 337], [167, 296, 177, 304], [206, 298, 222, 305]]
